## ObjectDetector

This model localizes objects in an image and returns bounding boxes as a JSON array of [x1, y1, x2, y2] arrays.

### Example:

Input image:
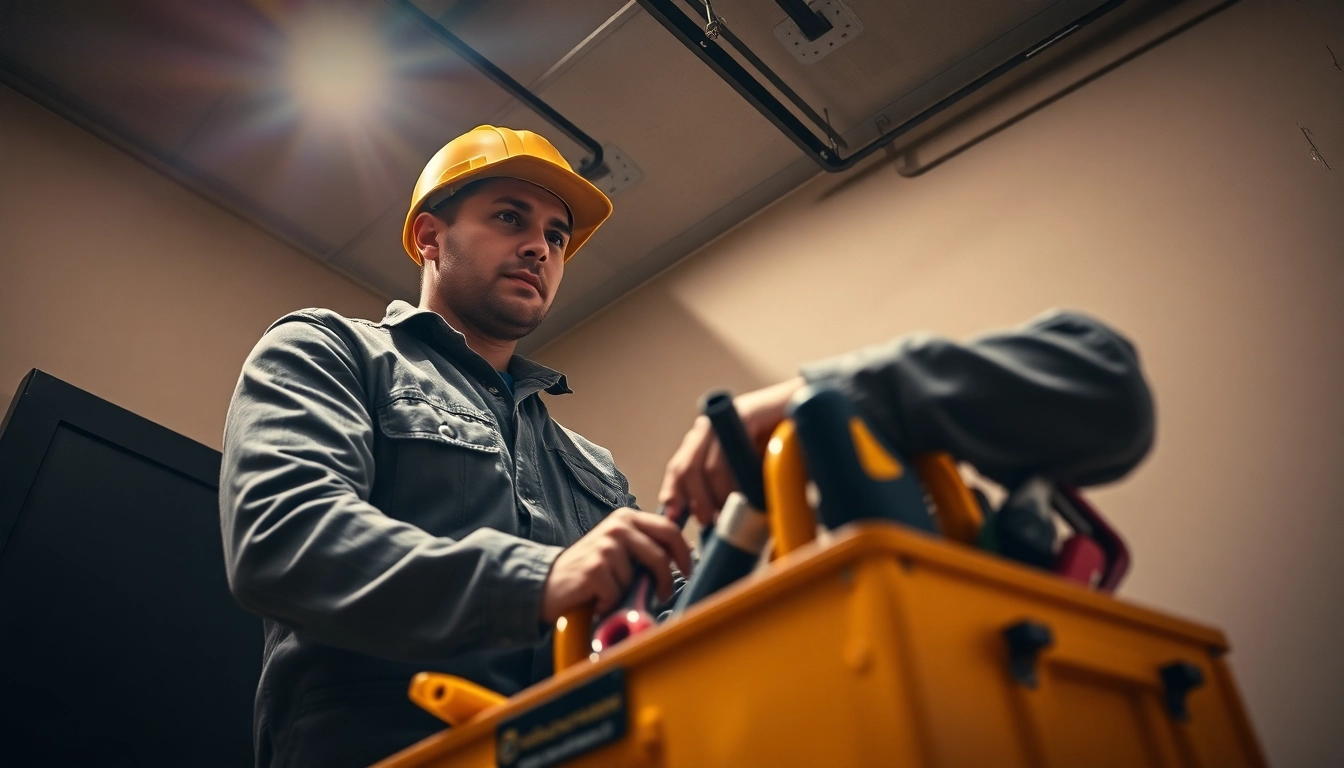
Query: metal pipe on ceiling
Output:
[[685, 0, 846, 150], [637, 0, 1130, 173], [384, 0, 606, 180]]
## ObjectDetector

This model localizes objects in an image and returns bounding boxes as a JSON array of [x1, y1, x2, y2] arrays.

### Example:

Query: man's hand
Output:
[[540, 507, 693, 622], [658, 376, 807, 526]]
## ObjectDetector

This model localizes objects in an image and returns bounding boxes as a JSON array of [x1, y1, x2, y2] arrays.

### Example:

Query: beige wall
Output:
[[535, 0, 1343, 764], [1, 0, 1339, 761], [0, 83, 387, 450]]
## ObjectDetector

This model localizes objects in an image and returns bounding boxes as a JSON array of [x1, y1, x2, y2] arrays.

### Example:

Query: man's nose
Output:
[[519, 224, 550, 261]]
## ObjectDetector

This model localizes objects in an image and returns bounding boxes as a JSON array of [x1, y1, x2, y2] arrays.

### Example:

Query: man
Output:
[[223, 125, 1153, 767], [221, 126, 690, 766]]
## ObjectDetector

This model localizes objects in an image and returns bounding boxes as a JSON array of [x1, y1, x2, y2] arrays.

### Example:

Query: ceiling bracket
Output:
[[682, 0, 846, 150], [774, 0, 832, 41], [702, 0, 724, 40]]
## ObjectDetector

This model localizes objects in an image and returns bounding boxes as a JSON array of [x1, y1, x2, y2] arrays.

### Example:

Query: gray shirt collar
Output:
[[378, 300, 572, 397]]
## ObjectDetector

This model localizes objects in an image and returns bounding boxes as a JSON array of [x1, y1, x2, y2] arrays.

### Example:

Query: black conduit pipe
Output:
[[384, 0, 605, 179]]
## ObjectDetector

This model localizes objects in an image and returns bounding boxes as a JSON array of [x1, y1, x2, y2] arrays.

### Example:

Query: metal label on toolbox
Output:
[[495, 667, 627, 768]]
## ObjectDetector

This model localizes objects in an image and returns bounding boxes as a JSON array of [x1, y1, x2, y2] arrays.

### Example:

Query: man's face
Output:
[[425, 177, 571, 341]]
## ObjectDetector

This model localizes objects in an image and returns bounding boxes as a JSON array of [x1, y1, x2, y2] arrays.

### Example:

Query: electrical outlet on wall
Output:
[[773, 0, 864, 65]]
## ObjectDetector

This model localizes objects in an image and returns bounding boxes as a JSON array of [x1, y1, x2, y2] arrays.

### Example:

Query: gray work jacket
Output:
[[220, 300, 636, 765]]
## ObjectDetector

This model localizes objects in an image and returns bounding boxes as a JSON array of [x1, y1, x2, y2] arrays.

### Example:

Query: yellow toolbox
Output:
[[375, 520, 1264, 768], [378, 387, 1263, 767]]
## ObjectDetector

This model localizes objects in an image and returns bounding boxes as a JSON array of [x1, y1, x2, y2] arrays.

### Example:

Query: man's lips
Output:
[[503, 270, 543, 296]]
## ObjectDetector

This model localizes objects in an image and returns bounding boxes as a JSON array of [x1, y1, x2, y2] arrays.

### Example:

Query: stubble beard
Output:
[[463, 287, 547, 342], [438, 235, 549, 342]]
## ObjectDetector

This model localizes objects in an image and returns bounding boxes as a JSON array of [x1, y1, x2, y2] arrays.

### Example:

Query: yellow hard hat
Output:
[[402, 125, 613, 264]]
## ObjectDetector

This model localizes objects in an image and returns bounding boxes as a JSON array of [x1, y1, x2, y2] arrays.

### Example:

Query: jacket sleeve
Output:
[[800, 310, 1155, 488], [219, 316, 561, 661]]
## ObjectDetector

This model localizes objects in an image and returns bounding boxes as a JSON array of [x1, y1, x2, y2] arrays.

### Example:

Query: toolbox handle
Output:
[[764, 418, 817, 557], [913, 453, 983, 545], [554, 608, 593, 673], [408, 672, 506, 725]]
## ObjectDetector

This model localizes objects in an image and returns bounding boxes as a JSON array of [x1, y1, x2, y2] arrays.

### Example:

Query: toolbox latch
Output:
[[1003, 620, 1053, 689], [1159, 661, 1204, 721]]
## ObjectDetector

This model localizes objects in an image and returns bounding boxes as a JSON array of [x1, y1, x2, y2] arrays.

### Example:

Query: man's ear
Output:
[[411, 212, 442, 266]]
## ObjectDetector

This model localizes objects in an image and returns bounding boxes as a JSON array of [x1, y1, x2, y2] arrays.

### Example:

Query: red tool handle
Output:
[[590, 575, 658, 653], [1056, 485, 1130, 592], [588, 504, 687, 655]]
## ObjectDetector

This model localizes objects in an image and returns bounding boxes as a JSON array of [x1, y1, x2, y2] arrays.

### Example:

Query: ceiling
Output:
[[0, 0, 1110, 352]]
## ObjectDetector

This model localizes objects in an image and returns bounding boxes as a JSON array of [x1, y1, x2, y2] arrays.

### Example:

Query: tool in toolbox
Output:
[[766, 383, 981, 559], [671, 391, 771, 615], [1055, 483, 1130, 591], [377, 380, 1263, 768], [636, 383, 1130, 620], [1042, 479, 1108, 587], [578, 389, 776, 660], [983, 477, 1060, 570], [787, 385, 937, 534], [973, 476, 1130, 589], [1053, 520, 1107, 587], [583, 504, 688, 657], [763, 384, 1131, 595], [676, 384, 1134, 600]]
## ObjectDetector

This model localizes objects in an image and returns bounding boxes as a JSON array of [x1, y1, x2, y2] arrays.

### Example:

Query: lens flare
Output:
[[286, 10, 386, 120]]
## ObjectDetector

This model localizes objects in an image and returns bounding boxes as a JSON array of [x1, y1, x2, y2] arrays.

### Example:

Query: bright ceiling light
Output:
[[286, 11, 386, 120]]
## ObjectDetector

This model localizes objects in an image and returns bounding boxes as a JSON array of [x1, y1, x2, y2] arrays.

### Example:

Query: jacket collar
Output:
[[379, 300, 572, 396]]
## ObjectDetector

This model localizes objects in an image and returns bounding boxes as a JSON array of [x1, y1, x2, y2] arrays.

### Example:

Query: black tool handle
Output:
[[787, 386, 936, 533], [673, 533, 759, 611], [701, 390, 767, 510], [669, 392, 769, 615]]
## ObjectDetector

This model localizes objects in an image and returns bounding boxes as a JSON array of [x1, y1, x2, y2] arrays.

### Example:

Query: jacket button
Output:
[[438, 423, 456, 439]]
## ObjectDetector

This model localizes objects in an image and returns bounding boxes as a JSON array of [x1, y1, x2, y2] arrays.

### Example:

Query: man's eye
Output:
[[497, 211, 521, 225], [547, 232, 567, 248]]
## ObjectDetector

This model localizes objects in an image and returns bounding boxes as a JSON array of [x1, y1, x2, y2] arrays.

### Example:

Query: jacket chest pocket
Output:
[[550, 448, 627, 535], [375, 395, 513, 537]]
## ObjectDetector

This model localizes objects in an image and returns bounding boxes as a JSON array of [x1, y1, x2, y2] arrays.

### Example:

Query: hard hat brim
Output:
[[401, 154, 613, 265]]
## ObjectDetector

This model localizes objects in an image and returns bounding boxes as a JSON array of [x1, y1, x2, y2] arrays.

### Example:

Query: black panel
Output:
[[0, 370, 260, 767]]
